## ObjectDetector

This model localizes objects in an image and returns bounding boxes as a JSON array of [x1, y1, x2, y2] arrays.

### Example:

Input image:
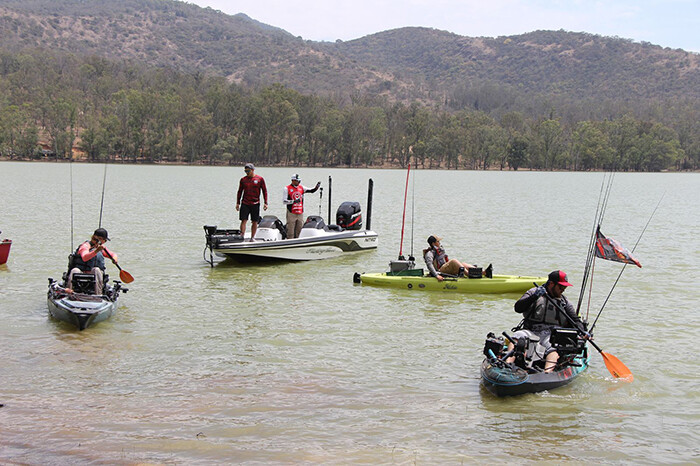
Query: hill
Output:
[[1, 0, 699, 105]]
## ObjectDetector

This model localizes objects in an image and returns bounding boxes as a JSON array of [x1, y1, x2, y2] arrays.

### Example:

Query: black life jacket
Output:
[[72, 242, 106, 272]]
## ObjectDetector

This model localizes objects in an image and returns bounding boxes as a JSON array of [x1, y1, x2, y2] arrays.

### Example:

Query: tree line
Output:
[[1, 50, 698, 171]]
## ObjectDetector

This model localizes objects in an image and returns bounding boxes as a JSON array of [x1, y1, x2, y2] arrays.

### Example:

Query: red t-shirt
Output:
[[237, 175, 268, 205]]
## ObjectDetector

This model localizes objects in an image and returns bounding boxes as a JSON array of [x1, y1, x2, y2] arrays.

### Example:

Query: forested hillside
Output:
[[0, 0, 698, 170]]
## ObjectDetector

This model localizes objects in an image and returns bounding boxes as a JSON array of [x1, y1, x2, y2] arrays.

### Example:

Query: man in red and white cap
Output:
[[507, 270, 587, 372], [282, 174, 320, 239]]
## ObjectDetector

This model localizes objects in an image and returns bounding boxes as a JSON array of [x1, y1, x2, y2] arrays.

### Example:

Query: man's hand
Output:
[[315, 181, 321, 189], [263, 203, 268, 211], [436, 274, 444, 282], [533, 286, 546, 297], [235, 203, 240, 212]]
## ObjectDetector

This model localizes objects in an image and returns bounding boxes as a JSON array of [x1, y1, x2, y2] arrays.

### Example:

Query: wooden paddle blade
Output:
[[601, 351, 633, 381], [119, 269, 134, 283]]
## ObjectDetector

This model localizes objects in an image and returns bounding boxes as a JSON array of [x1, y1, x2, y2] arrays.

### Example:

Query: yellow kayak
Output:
[[355, 272, 547, 294]]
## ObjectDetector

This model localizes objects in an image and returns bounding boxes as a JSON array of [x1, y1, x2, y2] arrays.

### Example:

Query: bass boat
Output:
[[204, 179, 378, 264], [354, 260, 546, 294], [480, 329, 589, 397], [47, 256, 127, 330]]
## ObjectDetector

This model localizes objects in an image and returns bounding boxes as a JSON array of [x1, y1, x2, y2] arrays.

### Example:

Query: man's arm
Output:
[[260, 178, 268, 205], [236, 179, 244, 205], [424, 250, 440, 278], [305, 182, 321, 194], [282, 187, 293, 205], [514, 288, 539, 314]]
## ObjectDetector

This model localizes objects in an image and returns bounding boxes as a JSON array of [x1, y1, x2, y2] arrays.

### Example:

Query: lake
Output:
[[0, 162, 698, 463]]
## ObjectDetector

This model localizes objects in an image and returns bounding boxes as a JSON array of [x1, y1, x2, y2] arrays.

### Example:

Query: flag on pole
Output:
[[595, 228, 642, 268]]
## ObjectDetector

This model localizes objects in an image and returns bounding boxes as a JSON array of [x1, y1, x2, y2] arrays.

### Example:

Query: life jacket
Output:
[[424, 246, 448, 270], [524, 295, 573, 328], [286, 184, 305, 214], [72, 242, 106, 272]]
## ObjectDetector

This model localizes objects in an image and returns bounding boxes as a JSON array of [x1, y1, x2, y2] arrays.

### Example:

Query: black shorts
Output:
[[239, 203, 261, 222]]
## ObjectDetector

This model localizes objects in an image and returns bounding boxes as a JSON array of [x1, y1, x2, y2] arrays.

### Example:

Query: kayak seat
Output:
[[72, 273, 97, 295]]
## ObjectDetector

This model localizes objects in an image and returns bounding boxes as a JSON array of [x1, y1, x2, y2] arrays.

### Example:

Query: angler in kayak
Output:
[[506, 270, 589, 372], [423, 235, 490, 281], [282, 173, 321, 239], [66, 228, 119, 295]]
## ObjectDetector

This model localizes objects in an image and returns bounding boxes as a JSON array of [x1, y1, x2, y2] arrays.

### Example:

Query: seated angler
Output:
[[423, 235, 484, 281], [506, 270, 589, 372], [66, 228, 118, 295]]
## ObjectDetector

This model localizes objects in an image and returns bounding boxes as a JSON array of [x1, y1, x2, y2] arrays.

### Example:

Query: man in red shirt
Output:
[[66, 228, 118, 295], [236, 163, 268, 241]]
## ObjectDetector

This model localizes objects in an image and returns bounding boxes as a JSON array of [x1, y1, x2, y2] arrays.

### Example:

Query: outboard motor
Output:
[[336, 201, 362, 230]]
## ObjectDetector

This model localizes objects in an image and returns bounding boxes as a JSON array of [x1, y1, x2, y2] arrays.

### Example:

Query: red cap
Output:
[[548, 270, 572, 287]]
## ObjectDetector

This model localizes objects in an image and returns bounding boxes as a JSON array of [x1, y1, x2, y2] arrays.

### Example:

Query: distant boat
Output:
[[0, 232, 11, 265]]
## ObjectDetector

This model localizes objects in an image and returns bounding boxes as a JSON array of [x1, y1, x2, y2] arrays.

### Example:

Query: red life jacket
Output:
[[286, 184, 305, 214]]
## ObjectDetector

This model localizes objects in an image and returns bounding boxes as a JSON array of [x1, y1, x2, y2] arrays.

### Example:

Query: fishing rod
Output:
[[540, 287, 633, 381], [398, 163, 411, 260], [589, 192, 664, 333], [98, 163, 108, 227], [318, 187, 323, 217], [70, 161, 75, 251], [95, 162, 135, 284], [577, 173, 615, 315]]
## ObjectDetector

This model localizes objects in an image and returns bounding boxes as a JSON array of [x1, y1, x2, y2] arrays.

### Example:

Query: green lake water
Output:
[[0, 162, 698, 463]]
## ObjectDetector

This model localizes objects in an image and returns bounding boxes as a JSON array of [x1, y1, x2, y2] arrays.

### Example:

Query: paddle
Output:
[[103, 248, 134, 283], [536, 283, 633, 381]]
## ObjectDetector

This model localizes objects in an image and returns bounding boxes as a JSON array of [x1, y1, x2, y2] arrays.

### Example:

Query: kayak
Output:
[[47, 285, 119, 331], [354, 271, 547, 294], [480, 330, 590, 396], [47, 268, 128, 331]]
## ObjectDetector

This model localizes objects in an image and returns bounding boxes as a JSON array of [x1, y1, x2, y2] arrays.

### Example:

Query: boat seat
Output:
[[303, 215, 326, 230], [259, 215, 287, 239], [326, 224, 344, 232], [72, 273, 97, 295]]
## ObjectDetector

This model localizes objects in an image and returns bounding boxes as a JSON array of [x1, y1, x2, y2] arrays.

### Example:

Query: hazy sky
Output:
[[187, 0, 699, 52]]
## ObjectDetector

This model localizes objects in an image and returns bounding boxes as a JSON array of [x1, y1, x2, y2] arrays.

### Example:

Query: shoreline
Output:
[[1, 157, 696, 173]]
